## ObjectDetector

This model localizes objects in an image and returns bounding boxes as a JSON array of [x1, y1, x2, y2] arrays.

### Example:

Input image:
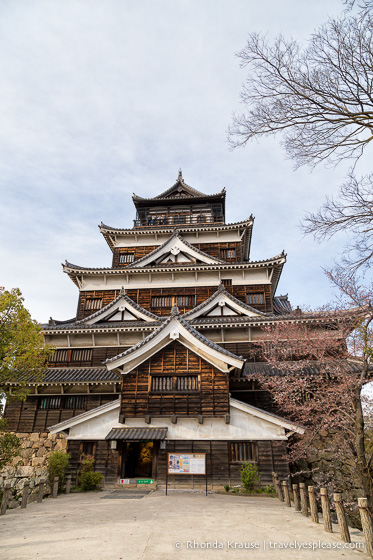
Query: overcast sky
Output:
[[1, 0, 371, 323]]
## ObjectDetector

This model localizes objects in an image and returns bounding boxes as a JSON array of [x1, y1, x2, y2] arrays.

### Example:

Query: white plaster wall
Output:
[[80, 269, 270, 292], [66, 403, 287, 441]]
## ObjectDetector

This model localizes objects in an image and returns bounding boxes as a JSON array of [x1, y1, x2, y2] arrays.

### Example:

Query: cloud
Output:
[[0, 0, 357, 322]]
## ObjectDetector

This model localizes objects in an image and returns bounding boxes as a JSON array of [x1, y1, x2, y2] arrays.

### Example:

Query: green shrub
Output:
[[79, 454, 95, 474], [47, 450, 70, 492], [79, 471, 103, 491], [224, 484, 230, 493], [240, 462, 261, 492]]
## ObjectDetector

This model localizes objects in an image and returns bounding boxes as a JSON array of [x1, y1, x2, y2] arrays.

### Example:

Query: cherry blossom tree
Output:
[[248, 272, 373, 508]]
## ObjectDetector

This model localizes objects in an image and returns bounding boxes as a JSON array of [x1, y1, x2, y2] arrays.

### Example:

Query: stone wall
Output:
[[0, 432, 68, 508]]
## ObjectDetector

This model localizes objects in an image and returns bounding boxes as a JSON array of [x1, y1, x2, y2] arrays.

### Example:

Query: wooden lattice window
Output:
[[49, 349, 69, 362], [119, 253, 135, 264], [71, 349, 92, 362], [246, 293, 265, 305], [65, 396, 87, 409], [38, 396, 62, 409], [221, 279, 232, 287], [151, 375, 199, 392], [85, 298, 102, 311], [230, 442, 258, 463], [220, 249, 236, 260], [151, 295, 195, 308]]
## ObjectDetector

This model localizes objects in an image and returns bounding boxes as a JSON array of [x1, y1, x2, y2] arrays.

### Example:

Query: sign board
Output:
[[168, 453, 206, 475], [120, 479, 154, 485]]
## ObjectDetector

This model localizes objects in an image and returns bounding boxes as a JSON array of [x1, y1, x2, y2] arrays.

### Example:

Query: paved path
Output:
[[0, 490, 366, 560]]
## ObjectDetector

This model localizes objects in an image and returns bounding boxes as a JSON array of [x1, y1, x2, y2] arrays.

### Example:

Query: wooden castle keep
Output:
[[4, 171, 306, 487]]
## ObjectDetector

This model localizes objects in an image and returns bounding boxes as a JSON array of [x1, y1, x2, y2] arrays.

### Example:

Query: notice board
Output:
[[167, 453, 206, 475]]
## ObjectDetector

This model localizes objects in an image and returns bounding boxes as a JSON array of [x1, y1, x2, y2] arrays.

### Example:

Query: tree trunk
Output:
[[353, 385, 373, 511]]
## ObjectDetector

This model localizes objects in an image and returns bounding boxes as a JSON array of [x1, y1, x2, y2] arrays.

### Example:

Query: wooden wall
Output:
[[67, 440, 119, 486], [3, 394, 119, 432], [77, 285, 272, 320], [67, 438, 289, 488], [112, 242, 243, 268], [157, 440, 289, 487], [49, 346, 128, 368], [120, 341, 229, 418]]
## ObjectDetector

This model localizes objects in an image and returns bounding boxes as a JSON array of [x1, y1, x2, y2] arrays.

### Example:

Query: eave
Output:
[[99, 217, 254, 251], [62, 252, 286, 289]]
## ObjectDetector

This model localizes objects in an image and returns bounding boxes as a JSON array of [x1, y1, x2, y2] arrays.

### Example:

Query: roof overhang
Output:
[[105, 315, 244, 374]]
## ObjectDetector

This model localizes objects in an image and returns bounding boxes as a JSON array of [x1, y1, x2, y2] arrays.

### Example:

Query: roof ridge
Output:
[[182, 283, 267, 319], [128, 231, 225, 268]]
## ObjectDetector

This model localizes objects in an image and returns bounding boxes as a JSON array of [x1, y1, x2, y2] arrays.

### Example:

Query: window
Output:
[[82, 441, 96, 456], [71, 349, 92, 362], [151, 295, 195, 308], [85, 298, 102, 311], [221, 279, 232, 287], [49, 349, 69, 362], [49, 349, 92, 363], [247, 293, 265, 305], [119, 253, 134, 264], [230, 442, 258, 463], [38, 396, 87, 410], [220, 249, 236, 260], [65, 395, 87, 409], [39, 396, 61, 409], [151, 375, 199, 392]]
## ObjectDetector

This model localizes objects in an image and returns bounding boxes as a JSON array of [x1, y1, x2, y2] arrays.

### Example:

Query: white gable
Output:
[[130, 233, 222, 268], [77, 292, 159, 325], [48, 397, 303, 440], [105, 315, 244, 374], [183, 289, 264, 321]]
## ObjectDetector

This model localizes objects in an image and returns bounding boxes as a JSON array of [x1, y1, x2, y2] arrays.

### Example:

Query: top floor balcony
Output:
[[133, 212, 225, 228]]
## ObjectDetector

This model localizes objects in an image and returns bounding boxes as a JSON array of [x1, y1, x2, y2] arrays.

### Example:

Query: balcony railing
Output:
[[133, 214, 224, 228]]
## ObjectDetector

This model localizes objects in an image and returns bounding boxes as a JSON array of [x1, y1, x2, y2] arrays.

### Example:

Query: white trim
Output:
[[48, 399, 120, 434], [230, 398, 305, 433], [105, 317, 244, 374]]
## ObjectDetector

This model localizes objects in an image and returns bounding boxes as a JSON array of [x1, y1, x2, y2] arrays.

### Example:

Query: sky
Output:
[[0, 0, 371, 323]]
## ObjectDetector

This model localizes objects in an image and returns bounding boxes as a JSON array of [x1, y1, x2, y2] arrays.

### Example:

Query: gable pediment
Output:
[[76, 289, 159, 325], [182, 284, 267, 321], [105, 313, 244, 374], [130, 232, 223, 268]]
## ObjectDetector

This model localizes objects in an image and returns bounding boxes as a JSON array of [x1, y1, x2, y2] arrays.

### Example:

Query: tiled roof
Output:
[[273, 295, 292, 315], [20, 367, 120, 384], [132, 172, 225, 201], [105, 310, 243, 365], [182, 283, 267, 319], [242, 360, 367, 378], [129, 230, 225, 267], [73, 288, 160, 325], [99, 216, 254, 235], [105, 427, 168, 440], [63, 252, 285, 273]]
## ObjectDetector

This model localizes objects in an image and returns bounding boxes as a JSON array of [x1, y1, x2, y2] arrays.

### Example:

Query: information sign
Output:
[[167, 453, 206, 475]]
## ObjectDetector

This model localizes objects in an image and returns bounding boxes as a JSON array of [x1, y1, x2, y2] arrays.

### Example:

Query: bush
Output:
[[224, 484, 230, 493], [79, 454, 95, 474], [240, 462, 261, 492], [47, 450, 70, 492], [79, 471, 103, 491]]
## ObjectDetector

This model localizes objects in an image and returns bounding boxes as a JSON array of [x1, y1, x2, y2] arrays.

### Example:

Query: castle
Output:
[[4, 172, 307, 487]]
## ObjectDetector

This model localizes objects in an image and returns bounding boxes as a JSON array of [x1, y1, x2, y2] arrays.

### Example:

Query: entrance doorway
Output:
[[121, 441, 154, 479]]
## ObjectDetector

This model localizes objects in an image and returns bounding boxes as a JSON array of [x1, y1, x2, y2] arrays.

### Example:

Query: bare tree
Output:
[[228, 12, 373, 167], [229, 9, 373, 271], [303, 173, 373, 272]]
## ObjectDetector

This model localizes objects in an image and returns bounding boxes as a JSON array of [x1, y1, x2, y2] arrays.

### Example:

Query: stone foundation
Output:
[[0, 432, 68, 508]]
